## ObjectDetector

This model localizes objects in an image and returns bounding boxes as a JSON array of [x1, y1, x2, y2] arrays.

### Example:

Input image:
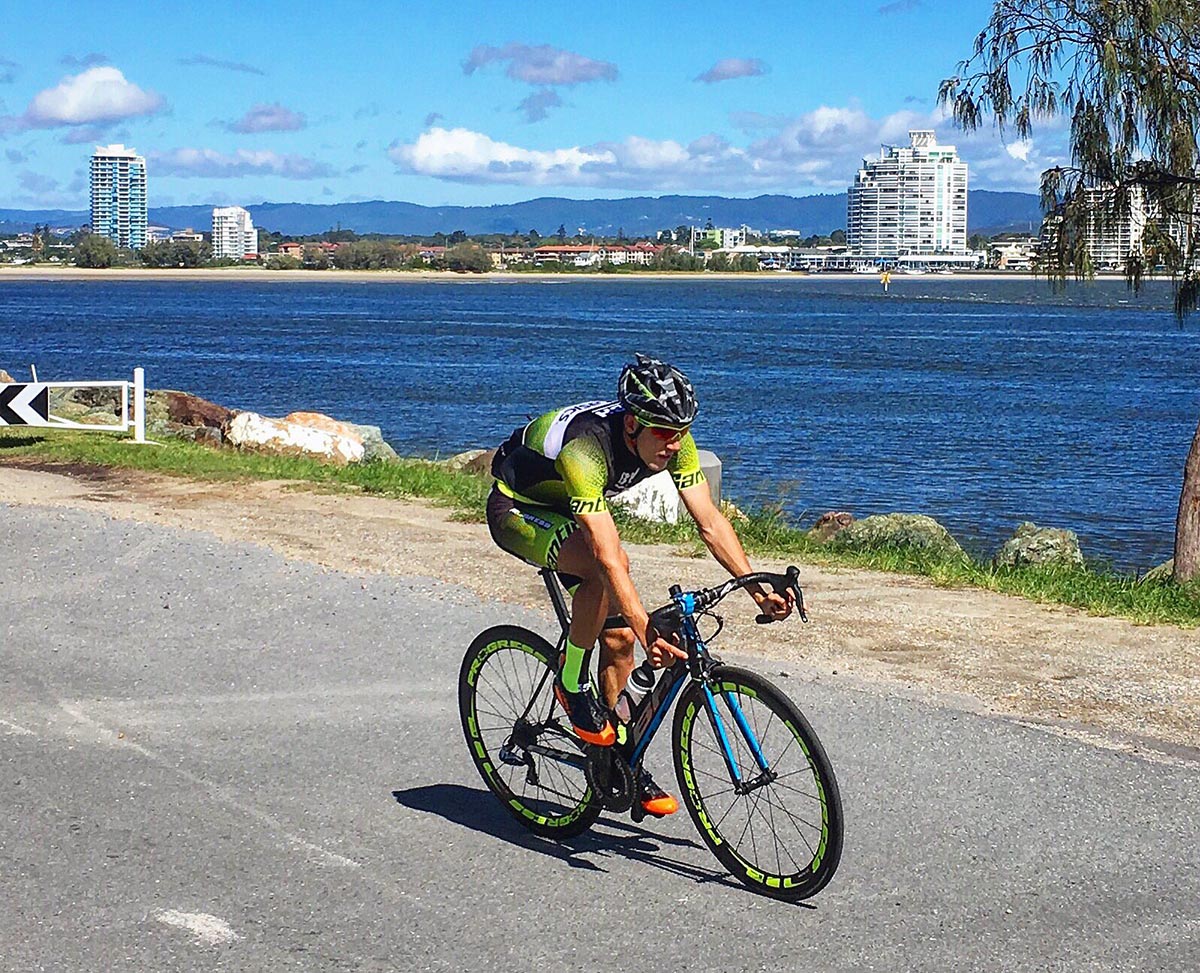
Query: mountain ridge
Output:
[[0, 190, 1043, 238]]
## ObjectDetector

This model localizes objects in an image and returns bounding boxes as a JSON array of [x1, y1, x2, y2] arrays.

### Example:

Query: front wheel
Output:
[[459, 625, 601, 839], [672, 665, 843, 900]]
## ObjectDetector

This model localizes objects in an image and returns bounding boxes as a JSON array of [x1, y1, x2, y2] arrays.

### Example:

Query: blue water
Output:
[[2, 275, 1197, 570]]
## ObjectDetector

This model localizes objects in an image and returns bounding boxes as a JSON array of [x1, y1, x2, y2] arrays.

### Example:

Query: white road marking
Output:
[[154, 910, 240, 946], [59, 701, 361, 869], [0, 718, 36, 737]]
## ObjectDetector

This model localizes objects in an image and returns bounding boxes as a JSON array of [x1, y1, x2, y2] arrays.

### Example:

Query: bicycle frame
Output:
[[536, 569, 778, 791]]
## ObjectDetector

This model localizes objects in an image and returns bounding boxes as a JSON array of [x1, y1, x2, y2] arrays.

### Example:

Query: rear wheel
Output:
[[459, 625, 601, 839], [672, 665, 843, 900]]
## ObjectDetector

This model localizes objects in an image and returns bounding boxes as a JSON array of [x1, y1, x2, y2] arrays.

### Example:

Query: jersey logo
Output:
[[673, 470, 707, 489], [570, 497, 608, 515], [543, 400, 619, 459]]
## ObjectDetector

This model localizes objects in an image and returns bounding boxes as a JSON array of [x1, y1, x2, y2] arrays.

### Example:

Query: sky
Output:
[[0, 1, 1068, 211]]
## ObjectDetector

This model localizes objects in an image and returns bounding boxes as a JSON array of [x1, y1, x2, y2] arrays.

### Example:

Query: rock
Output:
[[1140, 559, 1175, 583], [720, 500, 749, 523], [833, 513, 965, 558], [225, 412, 365, 465], [147, 418, 225, 445], [807, 510, 854, 543], [285, 411, 363, 442], [49, 399, 91, 421], [348, 423, 399, 462], [994, 522, 1084, 569], [444, 448, 496, 475], [147, 390, 232, 429], [67, 385, 123, 412], [612, 471, 679, 524], [79, 408, 120, 425], [0, 369, 13, 383]]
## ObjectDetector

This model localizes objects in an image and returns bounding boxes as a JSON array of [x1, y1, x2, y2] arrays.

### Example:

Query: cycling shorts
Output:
[[487, 484, 583, 592]]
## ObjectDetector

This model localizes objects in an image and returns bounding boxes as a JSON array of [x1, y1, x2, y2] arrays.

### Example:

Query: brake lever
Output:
[[754, 566, 808, 624]]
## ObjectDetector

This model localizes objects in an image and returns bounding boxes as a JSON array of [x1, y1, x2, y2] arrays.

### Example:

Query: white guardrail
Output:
[[0, 367, 146, 443]]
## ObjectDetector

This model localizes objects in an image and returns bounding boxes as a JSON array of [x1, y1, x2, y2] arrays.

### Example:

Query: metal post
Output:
[[133, 367, 145, 443]]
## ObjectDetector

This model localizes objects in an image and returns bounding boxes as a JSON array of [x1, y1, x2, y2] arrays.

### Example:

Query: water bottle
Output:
[[613, 661, 658, 723]]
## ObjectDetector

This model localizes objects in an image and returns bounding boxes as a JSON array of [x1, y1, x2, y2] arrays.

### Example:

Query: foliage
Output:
[[443, 241, 492, 273], [939, 1, 1199, 316], [138, 240, 212, 268], [72, 234, 119, 269]]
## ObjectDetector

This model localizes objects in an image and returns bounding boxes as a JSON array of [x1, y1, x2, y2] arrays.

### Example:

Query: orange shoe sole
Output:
[[554, 685, 616, 746], [640, 794, 680, 817]]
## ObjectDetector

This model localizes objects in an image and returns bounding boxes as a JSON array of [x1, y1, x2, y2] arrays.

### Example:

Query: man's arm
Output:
[[573, 510, 686, 665], [679, 482, 792, 619]]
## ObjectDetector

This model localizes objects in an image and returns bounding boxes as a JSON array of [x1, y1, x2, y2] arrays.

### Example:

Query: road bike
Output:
[[458, 566, 844, 901]]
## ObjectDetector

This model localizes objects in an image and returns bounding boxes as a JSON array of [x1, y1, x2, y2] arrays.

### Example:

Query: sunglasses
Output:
[[643, 425, 689, 445]]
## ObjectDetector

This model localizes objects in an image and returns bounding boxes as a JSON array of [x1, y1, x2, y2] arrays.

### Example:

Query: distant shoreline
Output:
[[0, 265, 1073, 284]]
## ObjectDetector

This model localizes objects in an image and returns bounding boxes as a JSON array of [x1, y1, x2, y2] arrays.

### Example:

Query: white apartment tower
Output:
[[90, 144, 148, 249], [847, 130, 968, 258], [211, 206, 260, 260]]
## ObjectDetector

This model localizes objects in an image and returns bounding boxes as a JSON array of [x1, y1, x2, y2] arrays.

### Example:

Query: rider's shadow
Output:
[[392, 783, 744, 891]]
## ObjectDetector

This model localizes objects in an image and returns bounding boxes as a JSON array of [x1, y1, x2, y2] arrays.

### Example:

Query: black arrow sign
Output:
[[0, 384, 50, 425]]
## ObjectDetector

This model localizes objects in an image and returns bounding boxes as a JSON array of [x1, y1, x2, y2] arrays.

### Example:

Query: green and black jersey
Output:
[[492, 400, 706, 517]]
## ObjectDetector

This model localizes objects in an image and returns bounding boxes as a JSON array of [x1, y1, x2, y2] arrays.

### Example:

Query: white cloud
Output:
[[518, 89, 563, 123], [179, 54, 264, 76], [225, 103, 306, 133], [389, 106, 1070, 194], [463, 43, 617, 86], [389, 127, 610, 184], [21, 66, 164, 128], [695, 58, 769, 84], [1006, 139, 1032, 162], [152, 147, 334, 179]]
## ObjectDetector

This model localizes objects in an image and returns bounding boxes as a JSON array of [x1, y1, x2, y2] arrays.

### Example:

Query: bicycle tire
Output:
[[459, 624, 601, 839], [671, 665, 843, 900]]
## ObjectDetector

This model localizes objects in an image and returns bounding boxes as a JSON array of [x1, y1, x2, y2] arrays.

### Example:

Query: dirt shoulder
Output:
[[3, 461, 1197, 760]]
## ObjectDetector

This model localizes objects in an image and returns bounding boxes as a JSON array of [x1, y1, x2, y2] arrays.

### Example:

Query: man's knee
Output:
[[600, 626, 636, 656]]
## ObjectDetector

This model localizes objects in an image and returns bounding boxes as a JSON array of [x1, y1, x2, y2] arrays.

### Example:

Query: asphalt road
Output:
[[2, 503, 1198, 973]]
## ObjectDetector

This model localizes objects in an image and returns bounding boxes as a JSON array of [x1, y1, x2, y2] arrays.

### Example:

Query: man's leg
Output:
[[597, 626, 636, 709]]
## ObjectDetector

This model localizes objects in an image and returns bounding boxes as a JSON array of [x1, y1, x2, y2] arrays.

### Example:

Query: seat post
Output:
[[540, 568, 571, 634]]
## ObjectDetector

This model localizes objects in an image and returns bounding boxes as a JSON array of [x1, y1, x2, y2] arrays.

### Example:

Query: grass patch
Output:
[[4, 428, 1198, 627]]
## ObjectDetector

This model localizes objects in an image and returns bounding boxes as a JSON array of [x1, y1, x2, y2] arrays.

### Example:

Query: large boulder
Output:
[[807, 510, 854, 544], [832, 513, 965, 558], [612, 471, 679, 524], [994, 522, 1084, 569], [280, 411, 400, 462], [444, 448, 496, 476], [285, 411, 362, 442], [348, 423, 399, 462], [148, 390, 232, 428], [1141, 559, 1175, 583], [0, 369, 13, 383], [225, 412, 364, 464]]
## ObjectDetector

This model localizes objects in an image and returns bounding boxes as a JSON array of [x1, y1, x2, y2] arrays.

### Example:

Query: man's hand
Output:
[[644, 623, 687, 668], [752, 588, 794, 622]]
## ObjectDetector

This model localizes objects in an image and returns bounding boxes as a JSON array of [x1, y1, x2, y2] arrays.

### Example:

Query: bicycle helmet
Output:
[[617, 353, 699, 429]]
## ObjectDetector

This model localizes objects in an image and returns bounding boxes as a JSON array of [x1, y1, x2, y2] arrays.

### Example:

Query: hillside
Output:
[[0, 190, 1043, 238]]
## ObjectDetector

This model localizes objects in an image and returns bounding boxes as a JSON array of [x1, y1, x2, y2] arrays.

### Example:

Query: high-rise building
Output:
[[90, 144, 148, 250], [847, 130, 968, 258], [211, 206, 259, 260]]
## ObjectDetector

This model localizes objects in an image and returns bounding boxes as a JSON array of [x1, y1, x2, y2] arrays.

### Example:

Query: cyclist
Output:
[[487, 353, 793, 818]]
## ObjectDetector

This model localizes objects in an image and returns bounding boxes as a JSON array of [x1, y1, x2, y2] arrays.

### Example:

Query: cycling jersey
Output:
[[491, 400, 706, 517]]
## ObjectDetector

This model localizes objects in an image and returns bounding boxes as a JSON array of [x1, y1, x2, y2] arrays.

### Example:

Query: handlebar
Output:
[[649, 565, 808, 636]]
